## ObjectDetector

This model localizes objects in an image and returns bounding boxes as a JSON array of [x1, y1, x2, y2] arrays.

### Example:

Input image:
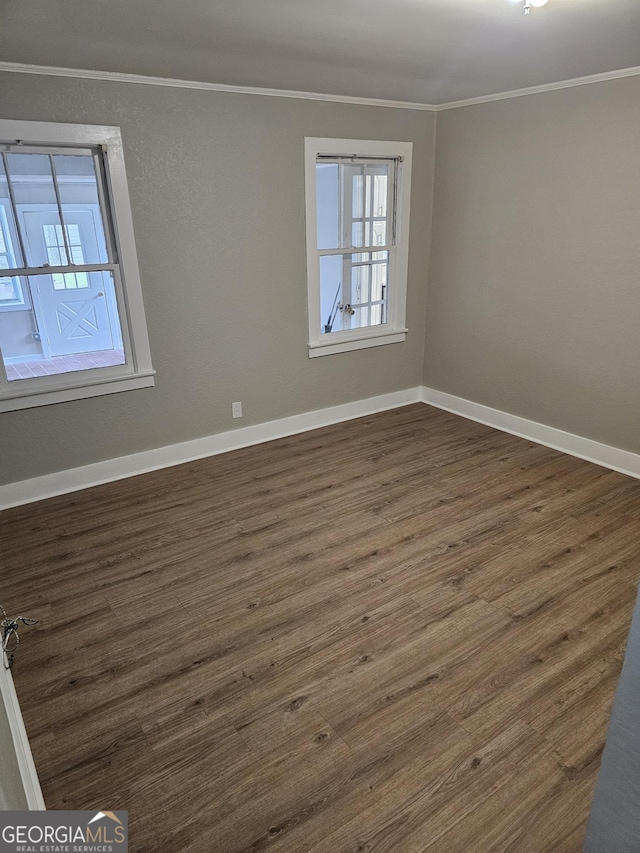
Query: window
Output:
[[304, 137, 412, 357], [0, 120, 154, 412]]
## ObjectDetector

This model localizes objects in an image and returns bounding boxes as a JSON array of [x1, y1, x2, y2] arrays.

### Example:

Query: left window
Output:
[[0, 120, 154, 412]]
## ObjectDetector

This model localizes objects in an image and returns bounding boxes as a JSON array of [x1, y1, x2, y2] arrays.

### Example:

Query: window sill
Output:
[[0, 370, 155, 413], [308, 328, 407, 358]]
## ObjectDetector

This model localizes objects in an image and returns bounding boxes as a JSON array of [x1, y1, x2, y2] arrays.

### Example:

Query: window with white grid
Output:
[[305, 138, 412, 357], [0, 120, 154, 412]]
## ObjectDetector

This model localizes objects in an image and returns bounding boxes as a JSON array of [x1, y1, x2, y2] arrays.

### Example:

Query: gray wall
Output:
[[4, 69, 640, 487], [0, 72, 435, 486], [425, 76, 640, 454]]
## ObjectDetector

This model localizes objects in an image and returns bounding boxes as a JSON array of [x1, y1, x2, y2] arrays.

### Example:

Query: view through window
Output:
[[0, 148, 125, 384], [316, 159, 394, 335]]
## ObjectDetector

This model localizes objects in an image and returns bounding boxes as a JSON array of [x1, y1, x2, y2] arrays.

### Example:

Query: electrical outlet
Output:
[[232, 401, 242, 418]]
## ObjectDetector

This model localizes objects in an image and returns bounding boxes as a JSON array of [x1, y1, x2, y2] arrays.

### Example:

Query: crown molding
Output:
[[0, 62, 438, 111], [435, 65, 640, 110], [2, 60, 639, 114]]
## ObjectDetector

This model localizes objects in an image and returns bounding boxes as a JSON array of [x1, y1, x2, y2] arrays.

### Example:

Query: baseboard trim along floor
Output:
[[0, 387, 422, 510], [422, 387, 640, 482], [2, 385, 640, 511]]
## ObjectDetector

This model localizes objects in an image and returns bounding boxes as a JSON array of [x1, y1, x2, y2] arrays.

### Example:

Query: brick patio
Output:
[[5, 349, 125, 382]]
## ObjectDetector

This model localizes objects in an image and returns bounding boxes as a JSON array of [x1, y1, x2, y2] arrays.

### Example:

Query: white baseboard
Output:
[[0, 387, 422, 510], [421, 386, 640, 481], [0, 662, 46, 810], [4, 384, 639, 511]]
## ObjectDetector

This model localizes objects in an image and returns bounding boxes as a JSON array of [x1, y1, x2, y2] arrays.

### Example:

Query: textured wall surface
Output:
[[4, 69, 640, 487], [0, 72, 435, 485], [425, 76, 640, 453]]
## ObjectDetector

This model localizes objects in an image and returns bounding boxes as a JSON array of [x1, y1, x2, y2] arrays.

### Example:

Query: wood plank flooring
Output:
[[2, 403, 640, 852]]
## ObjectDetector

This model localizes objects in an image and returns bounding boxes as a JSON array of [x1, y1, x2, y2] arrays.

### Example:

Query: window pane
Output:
[[0, 160, 25, 269], [315, 161, 392, 254], [318, 251, 388, 335], [372, 220, 386, 246], [349, 302, 385, 330], [5, 154, 65, 267], [319, 255, 343, 334], [364, 166, 389, 249], [3, 152, 110, 269], [315, 164, 340, 250], [0, 270, 125, 381], [54, 154, 109, 264], [351, 170, 364, 220], [371, 253, 388, 301], [353, 305, 370, 329], [365, 173, 372, 220], [350, 165, 391, 250], [373, 171, 387, 218]]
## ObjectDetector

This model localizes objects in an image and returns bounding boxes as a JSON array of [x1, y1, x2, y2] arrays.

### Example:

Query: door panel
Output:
[[39, 271, 113, 356], [20, 207, 118, 357]]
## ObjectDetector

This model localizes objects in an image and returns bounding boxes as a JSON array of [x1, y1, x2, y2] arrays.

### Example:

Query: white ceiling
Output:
[[1, 0, 639, 105]]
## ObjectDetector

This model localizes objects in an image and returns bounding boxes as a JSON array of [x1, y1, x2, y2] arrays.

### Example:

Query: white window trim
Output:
[[304, 137, 412, 358], [0, 119, 154, 413]]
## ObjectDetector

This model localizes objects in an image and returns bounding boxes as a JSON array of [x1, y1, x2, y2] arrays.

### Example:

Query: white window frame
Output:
[[304, 137, 412, 358], [0, 119, 154, 413]]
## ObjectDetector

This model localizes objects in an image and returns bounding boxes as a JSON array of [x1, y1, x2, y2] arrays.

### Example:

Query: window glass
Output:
[[5, 154, 61, 268], [315, 160, 393, 336], [319, 254, 343, 334], [0, 157, 25, 272], [54, 154, 109, 264], [2, 270, 125, 383], [315, 163, 340, 250]]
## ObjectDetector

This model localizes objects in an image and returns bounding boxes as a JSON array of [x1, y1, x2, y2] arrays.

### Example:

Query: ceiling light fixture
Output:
[[513, 0, 549, 14]]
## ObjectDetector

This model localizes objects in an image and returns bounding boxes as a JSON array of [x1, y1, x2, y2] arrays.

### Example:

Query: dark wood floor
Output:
[[2, 404, 640, 852]]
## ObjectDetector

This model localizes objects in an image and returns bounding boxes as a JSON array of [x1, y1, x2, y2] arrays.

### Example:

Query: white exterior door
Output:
[[20, 207, 118, 357]]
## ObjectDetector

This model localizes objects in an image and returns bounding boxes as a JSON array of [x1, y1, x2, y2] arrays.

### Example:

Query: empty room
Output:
[[1, 0, 640, 850]]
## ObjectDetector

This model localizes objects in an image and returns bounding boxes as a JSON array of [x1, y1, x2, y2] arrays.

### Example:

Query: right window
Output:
[[304, 138, 412, 357]]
